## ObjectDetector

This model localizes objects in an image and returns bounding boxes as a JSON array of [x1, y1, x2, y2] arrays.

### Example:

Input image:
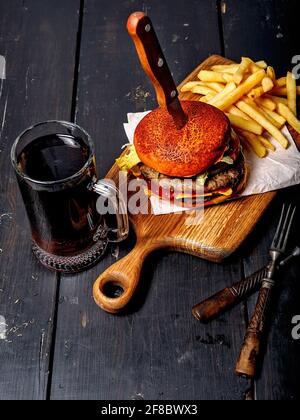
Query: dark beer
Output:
[[16, 133, 102, 256]]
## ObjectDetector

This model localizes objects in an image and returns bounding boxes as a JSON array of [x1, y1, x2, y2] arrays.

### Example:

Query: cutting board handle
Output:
[[93, 240, 156, 313]]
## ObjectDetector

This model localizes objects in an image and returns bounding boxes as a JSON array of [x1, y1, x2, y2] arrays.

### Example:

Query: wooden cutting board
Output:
[[93, 54, 299, 313]]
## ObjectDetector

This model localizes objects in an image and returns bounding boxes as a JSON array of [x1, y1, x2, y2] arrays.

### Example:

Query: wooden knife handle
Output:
[[127, 12, 179, 108], [236, 285, 273, 378], [192, 266, 268, 322], [93, 240, 155, 313]]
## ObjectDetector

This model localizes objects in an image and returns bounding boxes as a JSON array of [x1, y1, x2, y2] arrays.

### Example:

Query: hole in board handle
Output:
[[102, 281, 125, 299]]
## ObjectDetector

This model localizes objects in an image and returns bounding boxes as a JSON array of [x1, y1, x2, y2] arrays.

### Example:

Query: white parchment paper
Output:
[[123, 111, 300, 215]]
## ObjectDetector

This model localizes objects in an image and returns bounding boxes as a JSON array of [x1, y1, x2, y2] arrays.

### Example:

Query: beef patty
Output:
[[204, 156, 245, 192], [139, 152, 245, 194]]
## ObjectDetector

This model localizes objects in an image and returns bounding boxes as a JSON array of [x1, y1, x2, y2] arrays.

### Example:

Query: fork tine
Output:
[[272, 204, 297, 252], [281, 206, 296, 251], [271, 203, 286, 248], [277, 204, 292, 248]]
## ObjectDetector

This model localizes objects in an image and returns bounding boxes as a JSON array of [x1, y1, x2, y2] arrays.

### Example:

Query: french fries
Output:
[[222, 73, 235, 83], [258, 105, 286, 128], [254, 60, 268, 69], [275, 77, 286, 87], [287, 72, 297, 115], [270, 87, 287, 96], [267, 66, 276, 81], [265, 94, 288, 106], [191, 85, 217, 96], [181, 81, 224, 93], [243, 98, 282, 128], [250, 61, 267, 73], [233, 57, 252, 84], [211, 69, 265, 110], [262, 77, 274, 92], [211, 60, 266, 74], [180, 81, 204, 92], [239, 130, 267, 158], [198, 70, 227, 83], [182, 56, 299, 157], [255, 97, 276, 111], [236, 100, 289, 148], [257, 135, 276, 151], [226, 113, 263, 135], [199, 94, 215, 103], [248, 86, 265, 99], [205, 82, 224, 92], [271, 86, 300, 96], [277, 103, 300, 134], [211, 64, 239, 74], [207, 82, 236, 106], [248, 77, 274, 99], [247, 100, 282, 129], [239, 131, 275, 158], [228, 105, 251, 120]]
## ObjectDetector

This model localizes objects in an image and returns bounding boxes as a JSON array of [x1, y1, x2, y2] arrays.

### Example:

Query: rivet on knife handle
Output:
[[127, 12, 187, 128], [192, 266, 268, 322]]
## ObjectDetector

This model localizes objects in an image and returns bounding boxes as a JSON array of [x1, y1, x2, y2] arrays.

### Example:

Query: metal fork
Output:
[[235, 203, 297, 378], [193, 207, 299, 323]]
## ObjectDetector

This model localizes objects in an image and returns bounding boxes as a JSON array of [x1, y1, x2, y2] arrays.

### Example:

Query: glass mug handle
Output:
[[91, 179, 129, 243]]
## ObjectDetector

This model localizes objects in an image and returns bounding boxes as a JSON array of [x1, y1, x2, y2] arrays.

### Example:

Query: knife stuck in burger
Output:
[[116, 12, 247, 209]]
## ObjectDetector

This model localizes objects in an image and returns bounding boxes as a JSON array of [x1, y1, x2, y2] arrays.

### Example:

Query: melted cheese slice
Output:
[[174, 187, 233, 200]]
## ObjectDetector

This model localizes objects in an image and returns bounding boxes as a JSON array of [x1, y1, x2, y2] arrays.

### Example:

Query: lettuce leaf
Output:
[[220, 155, 234, 165], [116, 145, 141, 171], [196, 172, 208, 185]]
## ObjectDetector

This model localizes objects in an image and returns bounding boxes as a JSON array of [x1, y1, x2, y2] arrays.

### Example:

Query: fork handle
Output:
[[192, 266, 268, 322], [235, 283, 273, 378]]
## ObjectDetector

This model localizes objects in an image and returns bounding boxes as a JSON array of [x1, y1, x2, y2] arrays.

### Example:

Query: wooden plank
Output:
[[71, 0, 223, 175], [221, 0, 300, 399], [0, 0, 80, 399], [221, 0, 300, 76], [50, 0, 251, 400], [242, 191, 300, 400], [51, 258, 251, 400]]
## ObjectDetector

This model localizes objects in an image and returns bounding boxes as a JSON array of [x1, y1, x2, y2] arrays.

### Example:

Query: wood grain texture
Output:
[[0, 0, 80, 399], [221, 0, 300, 399], [93, 55, 283, 314], [221, 0, 300, 76], [50, 0, 251, 400], [0, 0, 298, 401], [242, 192, 300, 399]]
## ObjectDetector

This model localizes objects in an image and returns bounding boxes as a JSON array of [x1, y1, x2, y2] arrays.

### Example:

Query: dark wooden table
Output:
[[0, 0, 299, 401]]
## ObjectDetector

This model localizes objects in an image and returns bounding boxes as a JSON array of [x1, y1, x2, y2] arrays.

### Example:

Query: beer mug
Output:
[[11, 120, 129, 273]]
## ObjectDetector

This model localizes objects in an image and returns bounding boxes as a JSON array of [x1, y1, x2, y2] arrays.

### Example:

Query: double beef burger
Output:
[[118, 101, 247, 208]]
